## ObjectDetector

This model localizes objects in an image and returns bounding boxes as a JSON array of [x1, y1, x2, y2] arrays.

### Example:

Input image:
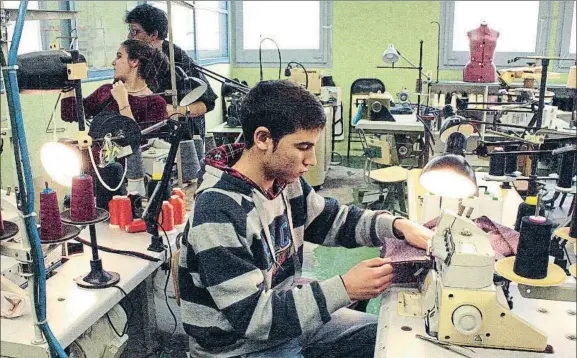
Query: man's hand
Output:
[[393, 218, 433, 250], [341, 257, 393, 301], [111, 80, 129, 108]]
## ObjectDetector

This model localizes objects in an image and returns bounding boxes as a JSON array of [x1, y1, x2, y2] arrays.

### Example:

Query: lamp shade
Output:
[[382, 44, 399, 64], [41, 142, 81, 187], [439, 116, 477, 143], [179, 77, 208, 107], [420, 154, 477, 198]]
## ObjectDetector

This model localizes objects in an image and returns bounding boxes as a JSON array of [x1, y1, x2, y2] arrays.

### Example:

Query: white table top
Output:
[[1, 223, 179, 357], [355, 115, 424, 132], [376, 283, 576, 358], [207, 122, 243, 134]]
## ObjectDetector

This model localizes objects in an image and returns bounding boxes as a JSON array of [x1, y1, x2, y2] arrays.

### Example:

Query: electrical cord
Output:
[[259, 37, 282, 81], [285, 61, 309, 89], [73, 237, 161, 262]]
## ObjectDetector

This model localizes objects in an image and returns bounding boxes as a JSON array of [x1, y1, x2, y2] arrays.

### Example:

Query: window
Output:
[[555, 1, 576, 70], [195, 1, 229, 60], [440, 1, 553, 68], [150, 1, 195, 53], [233, 1, 332, 67], [3, 1, 73, 54], [149, 1, 229, 62]]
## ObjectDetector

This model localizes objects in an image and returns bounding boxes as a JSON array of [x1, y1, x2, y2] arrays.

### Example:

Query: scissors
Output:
[[416, 334, 475, 358]]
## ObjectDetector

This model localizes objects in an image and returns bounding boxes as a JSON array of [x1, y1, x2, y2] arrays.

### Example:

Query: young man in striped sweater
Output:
[[179, 80, 433, 357]]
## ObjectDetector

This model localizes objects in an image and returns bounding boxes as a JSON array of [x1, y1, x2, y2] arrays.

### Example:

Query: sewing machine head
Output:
[[427, 209, 494, 289], [420, 209, 549, 352]]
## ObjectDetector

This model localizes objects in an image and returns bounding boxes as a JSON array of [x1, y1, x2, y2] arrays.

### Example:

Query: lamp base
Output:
[[75, 259, 120, 289], [147, 235, 165, 252]]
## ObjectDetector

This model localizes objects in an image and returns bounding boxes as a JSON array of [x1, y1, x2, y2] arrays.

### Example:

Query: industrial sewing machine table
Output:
[[375, 280, 576, 357], [0, 222, 179, 357]]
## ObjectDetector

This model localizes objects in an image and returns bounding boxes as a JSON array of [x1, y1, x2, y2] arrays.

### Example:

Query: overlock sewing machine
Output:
[[420, 210, 550, 353]]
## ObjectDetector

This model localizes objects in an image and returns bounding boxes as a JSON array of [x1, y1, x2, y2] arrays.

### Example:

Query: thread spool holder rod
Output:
[[75, 223, 120, 288]]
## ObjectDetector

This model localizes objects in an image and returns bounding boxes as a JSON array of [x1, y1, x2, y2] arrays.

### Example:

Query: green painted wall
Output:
[[232, 0, 572, 155]]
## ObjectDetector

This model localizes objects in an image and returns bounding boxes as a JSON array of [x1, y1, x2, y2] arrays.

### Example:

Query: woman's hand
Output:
[[393, 218, 433, 250], [111, 80, 129, 108]]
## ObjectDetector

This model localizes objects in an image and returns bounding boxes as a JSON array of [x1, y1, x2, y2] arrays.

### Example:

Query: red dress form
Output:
[[463, 23, 499, 83]]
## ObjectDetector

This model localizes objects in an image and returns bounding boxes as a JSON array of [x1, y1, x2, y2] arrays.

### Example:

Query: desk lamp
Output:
[[419, 131, 477, 199]]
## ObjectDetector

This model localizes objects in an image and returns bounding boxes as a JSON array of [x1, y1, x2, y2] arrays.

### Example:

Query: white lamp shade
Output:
[[382, 44, 399, 64], [41, 142, 81, 187], [179, 77, 208, 107], [419, 154, 477, 199]]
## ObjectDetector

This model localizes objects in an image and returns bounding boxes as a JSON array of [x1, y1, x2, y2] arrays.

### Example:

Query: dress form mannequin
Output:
[[463, 22, 499, 82]]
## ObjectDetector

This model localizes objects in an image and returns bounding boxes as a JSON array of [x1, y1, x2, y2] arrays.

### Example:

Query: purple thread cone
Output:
[[71, 174, 96, 221], [40, 188, 64, 241]]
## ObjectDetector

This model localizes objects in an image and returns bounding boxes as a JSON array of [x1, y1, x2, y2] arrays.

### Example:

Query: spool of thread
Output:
[[180, 139, 200, 181], [108, 196, 122, 227], [169, 195, 185, 226], [125, 218, 147, 233], [205, 134, 217, 152], [40, 183, 64, 242], [193, 135, 205, 166], [488, 147, 506, 178], [504, 146, 518, 176], [514, 199, 545, 231], [556, 151, 576, 190], [171, 188, 186, 207], [513, 216, 552, 279], [158, 201, 174, 232], [70, 174, 96, 222], [117, 196, 133, 230], [126, 147, 145, 180]]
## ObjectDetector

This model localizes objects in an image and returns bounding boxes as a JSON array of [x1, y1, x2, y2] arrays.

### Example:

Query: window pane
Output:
[[196, 8, 220, 51], [5, 1, 41, 54], [151, 1, 195, 52], [571, 7, 576, 54], [242, 1, 320, 50], [453, 1, 540, 53], [195, 1, 220, 10]]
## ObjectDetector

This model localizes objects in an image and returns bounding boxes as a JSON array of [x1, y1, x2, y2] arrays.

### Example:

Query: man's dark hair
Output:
[[240, 80, 326, 149], [125, 4, 168, 40]]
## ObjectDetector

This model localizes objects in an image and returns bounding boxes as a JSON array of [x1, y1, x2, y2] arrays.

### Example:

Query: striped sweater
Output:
[[179, 145, 400, 357]]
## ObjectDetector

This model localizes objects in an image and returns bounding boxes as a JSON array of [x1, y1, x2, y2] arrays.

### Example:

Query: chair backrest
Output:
[[349, 78, 386, 122]]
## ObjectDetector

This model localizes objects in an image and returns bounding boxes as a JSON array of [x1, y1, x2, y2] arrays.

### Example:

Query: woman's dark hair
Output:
[[240, 80, 326, 149], [125, 4, 168, 40], [121, 39, 169, 85]]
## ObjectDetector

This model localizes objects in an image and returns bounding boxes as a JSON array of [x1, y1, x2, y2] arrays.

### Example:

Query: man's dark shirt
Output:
[[150, 41, 218, 113]]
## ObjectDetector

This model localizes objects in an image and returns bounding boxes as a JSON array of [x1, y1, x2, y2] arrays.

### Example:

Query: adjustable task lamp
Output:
[[419, 131, 477, 199], [439, 105, 477, 143]]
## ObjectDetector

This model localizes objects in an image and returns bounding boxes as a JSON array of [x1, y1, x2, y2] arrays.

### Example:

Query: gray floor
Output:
[[119, 161, 575, 358]]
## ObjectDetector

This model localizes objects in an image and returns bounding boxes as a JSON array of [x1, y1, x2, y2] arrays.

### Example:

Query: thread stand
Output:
[[61, 209, 120, 289], [38, 224, 81, 245], [0, 221, 19, 241]]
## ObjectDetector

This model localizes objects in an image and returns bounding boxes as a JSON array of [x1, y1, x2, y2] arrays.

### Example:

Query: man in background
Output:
[[125, 3, 218, 140]]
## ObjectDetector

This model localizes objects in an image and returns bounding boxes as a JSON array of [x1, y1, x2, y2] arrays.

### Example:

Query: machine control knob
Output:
[[452, 305, 483, 336]]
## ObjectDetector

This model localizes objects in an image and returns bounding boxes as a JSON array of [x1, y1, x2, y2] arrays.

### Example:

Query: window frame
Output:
[[439, 1, 553, 69], [232, 0, 333, 68], [554, 0, 576, 71]]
